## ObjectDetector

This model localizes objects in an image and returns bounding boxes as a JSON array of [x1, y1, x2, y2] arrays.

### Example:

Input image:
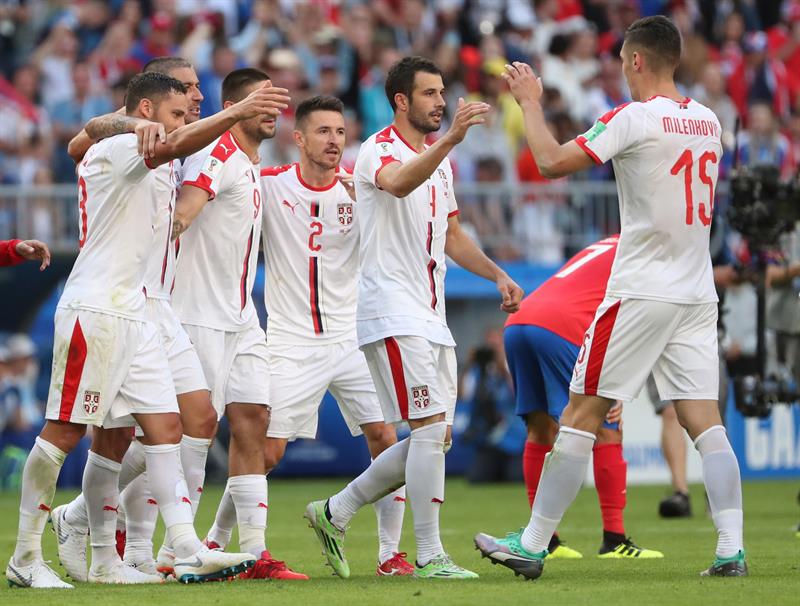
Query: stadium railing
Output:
[[0, 181, 730, 256]]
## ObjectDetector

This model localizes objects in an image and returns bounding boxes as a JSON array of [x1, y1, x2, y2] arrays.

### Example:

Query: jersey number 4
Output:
[[670, 149, 718, 226]]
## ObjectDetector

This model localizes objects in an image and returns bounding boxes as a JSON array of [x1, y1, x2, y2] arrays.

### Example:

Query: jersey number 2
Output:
[[670, 149, 718, 226]]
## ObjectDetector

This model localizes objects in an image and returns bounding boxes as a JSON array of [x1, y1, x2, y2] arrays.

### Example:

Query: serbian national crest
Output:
[[337, 202, 353, 226], [411, 385, 430, 410], [83, 390, 101, 415]]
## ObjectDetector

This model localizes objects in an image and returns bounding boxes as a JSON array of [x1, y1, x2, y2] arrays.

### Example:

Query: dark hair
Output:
[[143, 56, 193, 75], [221, 67, 270, 105], [623, 15, 682, 73], [295, 95, 344, 129], [125, 72, 186, 113], [384, 56, 442, 111]]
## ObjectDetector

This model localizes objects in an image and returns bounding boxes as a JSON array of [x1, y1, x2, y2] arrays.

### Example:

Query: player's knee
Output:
[[362, 422, 396, 452], [41, 420, 87, 453], [91, 427, 135, 462], [189, 403, 217, 439], [228, 403, 269, 439], [596, 427, 622, 444], [263, 439, 286, 473]]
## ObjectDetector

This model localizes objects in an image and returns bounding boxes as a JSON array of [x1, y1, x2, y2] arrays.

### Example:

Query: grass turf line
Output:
[[0, 479, 798, 605]]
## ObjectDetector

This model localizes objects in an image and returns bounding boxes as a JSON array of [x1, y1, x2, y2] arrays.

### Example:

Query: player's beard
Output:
[[310, 147, 341, 171], [407, 104, 442, 135]]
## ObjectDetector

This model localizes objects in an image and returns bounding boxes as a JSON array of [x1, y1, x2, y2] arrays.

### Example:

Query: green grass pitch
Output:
[[0, 479, 798, 605]]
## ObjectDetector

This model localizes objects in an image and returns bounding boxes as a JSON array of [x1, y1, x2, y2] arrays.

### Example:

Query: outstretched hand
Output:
[[501, 61, 544, 106], [135, 121, 167, 159], [445, 97, 491, 144], [235, 80, 291, 120], [15, 239, 51, 271]]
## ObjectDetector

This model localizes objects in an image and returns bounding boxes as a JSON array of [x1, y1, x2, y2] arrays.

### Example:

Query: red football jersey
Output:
[[505, 236, 619, 345]]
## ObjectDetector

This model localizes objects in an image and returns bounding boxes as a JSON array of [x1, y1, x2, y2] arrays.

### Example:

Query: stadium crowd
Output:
[[0, 0, 799, 190]]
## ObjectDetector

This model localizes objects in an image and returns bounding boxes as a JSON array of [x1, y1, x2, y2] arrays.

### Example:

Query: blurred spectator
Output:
[[737, 102, 794, 178], [89, 21, 138, 89], [51, 62, 113, 183], [0, 334, 43, 450], [358, 46, 400, 137], [130, 12, 179, 69], [30, 22, 79, 111], [458, 57, 524, 183], [199, 43, 240, 117], [583, 55, 630, 126], [461, 327, 524, 483], [231, 0, 288, 66], [73, 0, 113, 57]]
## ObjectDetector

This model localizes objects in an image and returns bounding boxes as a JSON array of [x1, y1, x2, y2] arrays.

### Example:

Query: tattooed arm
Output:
[[172, 184, 211, 240], [67, 109, 166, 164]]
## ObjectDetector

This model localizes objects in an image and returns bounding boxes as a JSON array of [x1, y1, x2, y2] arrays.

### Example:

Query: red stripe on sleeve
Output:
[[584, 300, 621, 395], [59, 318, 88, 421], [183, 174, 216, 200], [0, 239, 25, 266], [385, 337, 409, 420], [374, 156, 400, 188], [447, 210, 460, 218], [575, 136, 603, 165]]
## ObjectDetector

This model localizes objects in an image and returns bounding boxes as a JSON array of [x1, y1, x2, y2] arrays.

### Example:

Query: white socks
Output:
[[405, 422, 447, 566], [522, 427, 595, 554], [228, 474, 268, 558], [142, 443, 202, 558], [328, 438, 409, 529], [374, 486, 406, 564], [695, 425, 744, 558], [121, 474, 159, 563], [84, 451, 123, 572], [64, 438, 147, 532], [13, 437, 66, 566], [207, 484, 236, 549], [180, 435, 211, 515]]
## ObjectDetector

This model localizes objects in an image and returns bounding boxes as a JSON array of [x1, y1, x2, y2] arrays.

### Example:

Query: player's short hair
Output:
[[221, 68, 270, 105], [623, 15, 682, 74], [142, 56, 193, 75], [385, 56, 442, 111], [125, 72, 186, 113], [295, 95, 344, 130]]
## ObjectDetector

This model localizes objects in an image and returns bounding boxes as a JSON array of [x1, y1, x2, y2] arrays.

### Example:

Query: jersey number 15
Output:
[[670, 149, 718, 227]]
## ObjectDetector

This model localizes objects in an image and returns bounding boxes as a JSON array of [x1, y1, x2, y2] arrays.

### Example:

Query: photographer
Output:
[[765, 228, 800, 383]]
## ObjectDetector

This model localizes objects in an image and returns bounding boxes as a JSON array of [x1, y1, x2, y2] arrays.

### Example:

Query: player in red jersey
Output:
[[505, 236, 662, 559], [476, 16, 746, 579]]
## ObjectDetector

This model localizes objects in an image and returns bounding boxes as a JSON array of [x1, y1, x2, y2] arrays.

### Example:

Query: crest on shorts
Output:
[[411, 385, 430, 410], [337, 202, 353, 226], [83, 390, 101, 415]]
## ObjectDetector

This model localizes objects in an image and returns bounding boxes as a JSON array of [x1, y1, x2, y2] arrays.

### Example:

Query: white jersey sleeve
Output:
[[575, 102, 646, 164], [107, 134, 153, 183], [181, 140, 231, 200]]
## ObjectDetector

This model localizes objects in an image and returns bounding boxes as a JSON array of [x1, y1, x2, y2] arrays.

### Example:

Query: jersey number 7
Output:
[[670, 149, 718, 227]]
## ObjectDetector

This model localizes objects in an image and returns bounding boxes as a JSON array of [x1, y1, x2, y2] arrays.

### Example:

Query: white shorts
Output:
[[45, 308, 177, 428], [267, 340, 383, 440], [184, 321, 270, 418], [570, 297, 719, 401], [362, 336, 457, 425], [147, 299, 207, 395]]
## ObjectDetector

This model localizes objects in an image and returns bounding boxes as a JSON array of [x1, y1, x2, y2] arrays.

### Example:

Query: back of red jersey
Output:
[[506, 236, 619, 345]]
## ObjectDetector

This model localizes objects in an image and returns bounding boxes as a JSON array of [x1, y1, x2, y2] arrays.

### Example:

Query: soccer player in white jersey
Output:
[[5, 71, 282, 588], [305, 56, 524, 580], [170, 68, 290, 579], [475, 16, 747, 579], [52, 57, 221, 580], [204, 95, 411, 578]]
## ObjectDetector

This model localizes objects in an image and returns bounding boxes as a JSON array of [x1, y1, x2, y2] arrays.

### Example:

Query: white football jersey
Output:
[[59, 133, 161, 320], [142, 159, 181, 300], [576, 96, 722, 304], [172, 132, 263, 332], [354, 125, 459, 347], [261, 163, 359, 345]]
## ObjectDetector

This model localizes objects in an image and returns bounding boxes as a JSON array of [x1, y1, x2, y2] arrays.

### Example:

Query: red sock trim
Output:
[[523, 442, 552, 508]]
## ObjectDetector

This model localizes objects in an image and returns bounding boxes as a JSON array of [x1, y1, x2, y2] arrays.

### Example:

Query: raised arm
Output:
[[70, 107, 167, 163], [377, 98, 490, 197], [444, 215, 523, 313], [148, 81, 289, 167], [501, 62, 594, 178]]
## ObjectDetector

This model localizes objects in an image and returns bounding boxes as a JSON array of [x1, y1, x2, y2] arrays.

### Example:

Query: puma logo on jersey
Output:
[[219, 142, 232, 155], [282, 200, 300, 214]]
